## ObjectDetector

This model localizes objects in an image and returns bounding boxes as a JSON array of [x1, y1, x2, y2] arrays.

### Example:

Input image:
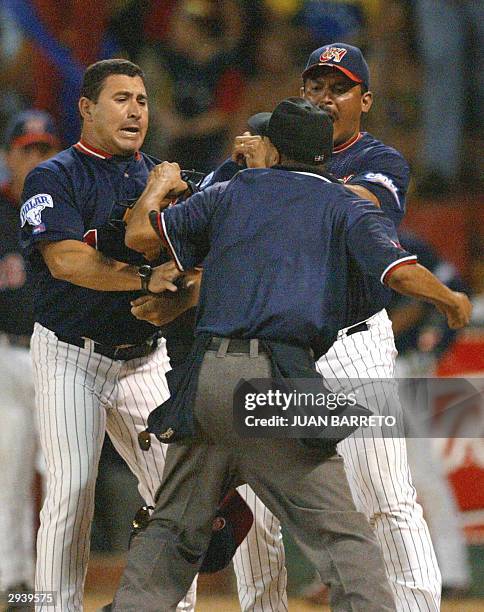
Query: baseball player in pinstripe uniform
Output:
[[202, 43, 445, 611], [19, 60, 198, 612]]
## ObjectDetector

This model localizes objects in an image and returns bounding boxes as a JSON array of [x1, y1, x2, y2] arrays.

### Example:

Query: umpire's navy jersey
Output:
[[20, 142, 162, 345], [203, 132, 409, 227], [203, 131, 409, 320], [160, 168, 416, 358]]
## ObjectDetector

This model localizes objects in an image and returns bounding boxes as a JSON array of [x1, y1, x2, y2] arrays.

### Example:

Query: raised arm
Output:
[[385, 263, 471, 329], [125, 162, 187, 258]]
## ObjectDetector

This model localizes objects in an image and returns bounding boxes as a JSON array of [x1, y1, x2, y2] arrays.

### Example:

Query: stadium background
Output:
[[0, 1, 482, 610]]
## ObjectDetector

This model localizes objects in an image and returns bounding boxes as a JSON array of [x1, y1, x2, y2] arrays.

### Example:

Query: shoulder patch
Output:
[[20, 193, 54, 227], [363, 173, 399, 204]]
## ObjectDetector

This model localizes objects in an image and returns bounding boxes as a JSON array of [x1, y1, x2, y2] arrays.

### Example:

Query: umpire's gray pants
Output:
[[113, 346, 396, 612]]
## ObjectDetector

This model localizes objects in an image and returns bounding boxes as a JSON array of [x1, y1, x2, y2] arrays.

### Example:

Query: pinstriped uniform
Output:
[[233, 485, 288, 612], [31, 323, 197, 611], [316, 309, 441, 611]]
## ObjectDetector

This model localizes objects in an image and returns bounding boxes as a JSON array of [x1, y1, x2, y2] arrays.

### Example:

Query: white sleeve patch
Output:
[[20, 193, 54, 227], [363, 172, 400, 206]]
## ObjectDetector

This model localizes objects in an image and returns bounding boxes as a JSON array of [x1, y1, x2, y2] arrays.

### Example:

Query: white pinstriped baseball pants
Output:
[[30, 323, 286, 612], [31, 323, 197, 612], [236, 309, 442, 612], [0, 341, 37, 590], [317, 310, 441, 611]]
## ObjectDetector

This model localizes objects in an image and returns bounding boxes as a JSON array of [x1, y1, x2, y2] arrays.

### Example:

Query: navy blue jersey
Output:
[[0, 184, 35, 336], [20, 142, 167, 345], [159, 168, 416, 358], [328, 132, 409, 228], [205, 132, 410, 322], [204, 132, 409, 228]]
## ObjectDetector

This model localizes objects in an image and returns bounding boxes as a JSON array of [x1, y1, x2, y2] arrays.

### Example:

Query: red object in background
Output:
[[144, 0, 178, 42], [435, 330, 484, 540], [437, 334, 484, 376], [31, 0, 110, 118], [403, 200, 469, 277], [402, 194, 482, 282]]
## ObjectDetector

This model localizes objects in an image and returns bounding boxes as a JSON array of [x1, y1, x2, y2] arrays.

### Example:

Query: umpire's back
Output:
[[195, 166, 387, 358]]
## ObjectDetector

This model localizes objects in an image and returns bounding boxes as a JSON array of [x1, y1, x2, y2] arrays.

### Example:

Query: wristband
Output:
[[138, 265, 153, 294]]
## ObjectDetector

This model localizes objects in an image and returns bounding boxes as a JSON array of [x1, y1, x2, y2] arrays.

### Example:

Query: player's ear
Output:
[[300, 85, 305, 99], [79, 97, 94, 122], [361, 90, 373, 114]]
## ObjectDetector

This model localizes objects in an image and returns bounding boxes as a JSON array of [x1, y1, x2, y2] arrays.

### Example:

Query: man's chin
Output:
[[115, 136, 143, 156]]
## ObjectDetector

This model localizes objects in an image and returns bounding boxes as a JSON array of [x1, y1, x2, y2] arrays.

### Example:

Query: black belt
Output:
[[208, 337, 268, 355], [55, 332, 159, 361], [343, 322, 369, 337]]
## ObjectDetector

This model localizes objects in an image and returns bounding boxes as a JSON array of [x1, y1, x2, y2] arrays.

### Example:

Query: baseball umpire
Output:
[[207, 42, 444, 611], [115, 98, 471, 611], [117, 97, 399, 612]]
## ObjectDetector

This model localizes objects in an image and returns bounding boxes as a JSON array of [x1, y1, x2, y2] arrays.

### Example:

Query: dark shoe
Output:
[[441, 584, 471, 600]]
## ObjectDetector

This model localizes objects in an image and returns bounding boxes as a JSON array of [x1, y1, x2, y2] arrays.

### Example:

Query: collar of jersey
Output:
[[271, 165, 333, 183], [75, 139, 141, 162], [333, 132, 363, 154]]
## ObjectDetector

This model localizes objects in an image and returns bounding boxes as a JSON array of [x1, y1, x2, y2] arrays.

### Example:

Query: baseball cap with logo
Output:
[[247, 97, 333, 165], [5, 110, 61, 150], [302, 42, 370, 91], [200, 489, 254, 573]]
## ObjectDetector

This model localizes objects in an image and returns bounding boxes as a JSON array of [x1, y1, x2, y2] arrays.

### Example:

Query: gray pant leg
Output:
[[237, 440, 396, 612], [113, 441, 232, 612], [196, 350, 396, 611]]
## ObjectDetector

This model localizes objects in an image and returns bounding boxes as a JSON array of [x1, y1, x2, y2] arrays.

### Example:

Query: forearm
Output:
[[39, 240, 142, 291], [126, 163, 187, 255], [387, 264, 457, 308], [125, 179, 174, 254], [131, 270, 201, 326]]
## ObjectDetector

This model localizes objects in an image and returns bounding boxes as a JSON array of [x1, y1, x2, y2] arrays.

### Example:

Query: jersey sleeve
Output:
[[346, 204, 417, 284], [20, 166, 84, 255], [344, 146, 410, 226], [200, 158, 242, 189], [158, 183, 224, 270]]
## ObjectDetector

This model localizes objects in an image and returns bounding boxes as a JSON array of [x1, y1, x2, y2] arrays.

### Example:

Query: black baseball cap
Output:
[[247, 97, 333, 165], [302, 43, 370, 91], [200, 489, 254, 573], [5, 109, 60, 150]]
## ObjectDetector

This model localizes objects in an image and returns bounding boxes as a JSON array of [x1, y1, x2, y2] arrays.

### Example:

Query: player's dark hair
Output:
[[81, 59, 146, 102]]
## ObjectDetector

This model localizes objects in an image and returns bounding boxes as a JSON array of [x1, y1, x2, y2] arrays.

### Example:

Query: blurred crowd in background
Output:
[[0, 0, 483, 584], [2, 0, 482, 300], [0, 0, 482, 189]]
